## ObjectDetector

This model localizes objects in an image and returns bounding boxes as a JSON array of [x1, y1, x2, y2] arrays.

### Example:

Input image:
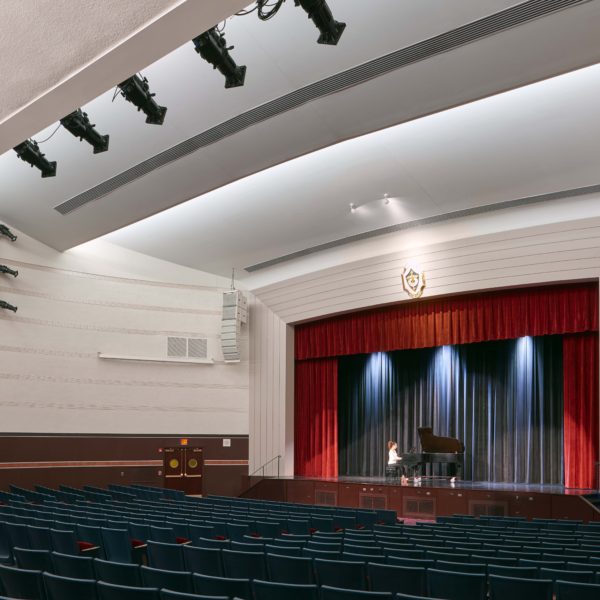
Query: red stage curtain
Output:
[[296, 283, 598, 360], [295, 358, 338, 478], [563, 333, 599, 489]]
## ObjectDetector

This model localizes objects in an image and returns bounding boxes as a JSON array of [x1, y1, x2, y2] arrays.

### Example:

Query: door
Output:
[[163, 446, 203, 495]]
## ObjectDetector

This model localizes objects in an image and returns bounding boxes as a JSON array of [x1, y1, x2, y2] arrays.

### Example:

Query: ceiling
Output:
[[2, 0, 600, 281]]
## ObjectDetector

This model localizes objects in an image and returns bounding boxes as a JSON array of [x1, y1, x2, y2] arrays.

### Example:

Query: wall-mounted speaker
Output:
[[221, 290, 247, 362]]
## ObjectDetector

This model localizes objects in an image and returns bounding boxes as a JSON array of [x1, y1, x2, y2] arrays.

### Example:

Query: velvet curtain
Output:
[[338, 337, 564, 483], [295, 358, 338, 478], [563, 333, 599, 489], [296, 283, 598, 360]]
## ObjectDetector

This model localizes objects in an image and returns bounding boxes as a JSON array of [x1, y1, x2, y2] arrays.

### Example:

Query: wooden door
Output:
[[163, 446, 203, 495]]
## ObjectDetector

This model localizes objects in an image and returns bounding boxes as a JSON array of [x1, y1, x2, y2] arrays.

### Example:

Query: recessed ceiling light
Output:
[[383, 193, 390, 205], [349, 202, 357, 213]]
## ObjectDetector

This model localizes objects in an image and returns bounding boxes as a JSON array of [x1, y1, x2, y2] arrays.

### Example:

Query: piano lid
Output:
[[418, 427, 464, 453]]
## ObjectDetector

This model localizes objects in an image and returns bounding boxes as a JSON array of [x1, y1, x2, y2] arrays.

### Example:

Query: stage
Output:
[[241, 475, 600, 522]]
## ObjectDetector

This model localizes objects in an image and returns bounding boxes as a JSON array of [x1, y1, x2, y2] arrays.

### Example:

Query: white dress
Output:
[[388, 449, 399, 465]]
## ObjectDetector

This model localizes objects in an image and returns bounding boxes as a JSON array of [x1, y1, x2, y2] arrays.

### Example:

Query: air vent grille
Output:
[[315, 490, 337, 506], [54, 0, 589, 216], [403, 496, 436, 518], [359, 494, 387, 510], [468, 500, 507, 517], [167, 336, 208, 359]]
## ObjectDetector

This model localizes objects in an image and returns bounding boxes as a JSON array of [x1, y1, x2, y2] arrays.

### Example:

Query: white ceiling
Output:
[[102, 62, 600, 277], [0, 0, 249, 153], [2, 0, 600, 280]]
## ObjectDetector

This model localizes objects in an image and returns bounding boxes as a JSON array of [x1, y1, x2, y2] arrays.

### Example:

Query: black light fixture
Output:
[[13, 140, 57, 178], [117, 75, 167, 125], [0, 265, 18, 278], [60, 109, 109, 153], [0, 225, 17, 242], [193, 27, 246, 88], [0, 300, 17, 313], [294, 0, 345, 45]]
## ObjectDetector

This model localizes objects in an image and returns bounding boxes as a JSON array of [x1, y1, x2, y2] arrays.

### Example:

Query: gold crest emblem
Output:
[[402, 266, 426, 299]]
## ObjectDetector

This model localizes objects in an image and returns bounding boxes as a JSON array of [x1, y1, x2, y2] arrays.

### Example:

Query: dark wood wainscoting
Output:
[[0, 434, 248, 497], [241, 478, 600, 522]]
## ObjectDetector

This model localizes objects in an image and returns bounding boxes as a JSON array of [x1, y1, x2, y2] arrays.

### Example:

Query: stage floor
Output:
[[284, 475, 596, 496]]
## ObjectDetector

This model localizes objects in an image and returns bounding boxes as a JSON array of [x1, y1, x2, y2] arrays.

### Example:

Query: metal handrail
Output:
[[250, 454, 282, 478]]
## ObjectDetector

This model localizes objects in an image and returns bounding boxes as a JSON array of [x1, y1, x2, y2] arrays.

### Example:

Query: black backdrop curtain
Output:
[[338, 336, 564, 483]]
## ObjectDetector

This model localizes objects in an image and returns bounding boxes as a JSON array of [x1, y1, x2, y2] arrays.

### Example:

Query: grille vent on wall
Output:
[[468, 501, 507, 517], [315, 490, 337, 506], [359, 494, 387, 510], [54, 0, 590, 216], [167, 336, 208, 359], [403, 497, 436, 518]]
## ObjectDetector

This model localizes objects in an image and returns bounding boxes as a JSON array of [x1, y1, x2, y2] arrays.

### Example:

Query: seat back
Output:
[[320, 584, 393, 600], [93, 558, 142, 587], [27, 526, 52, 551], [182, 545, 223, 576], [489, 574, 553, 600], [101, 528, 133, 564], [97, 580, 160, 600], [146, 541, 185, 571], [49, 529, 78, 556], [555, 579, 600, 600], [368, 561, 426, 596], [428, 568, 486, 600], [0, 564, 45, 600], [42, 571, 97, 600], [6, 522, 31, 549], [314, 558, 367, 590], [140, 565, 193, 593], [13, 547, 53, 572], [193, 572, 252, 600], [51, 551, 95, 579], [221, 549, 267, 579], [266, 553, 315, 584], [253, 578, 319, 600]]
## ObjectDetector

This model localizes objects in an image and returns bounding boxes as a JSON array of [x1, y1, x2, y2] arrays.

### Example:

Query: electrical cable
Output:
[[36, 123, 62, 144]]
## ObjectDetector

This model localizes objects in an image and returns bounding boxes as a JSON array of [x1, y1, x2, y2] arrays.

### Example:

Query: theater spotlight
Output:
[[294, 0, 346, 45], [118, 75, 167, 125], [0, 225, 17, 242], [0, 265, 18, 278], [193, 27, 246, 88], [13, 140, 57, 178], [0, 300, 17, 313], [60, 109, 109, 153]]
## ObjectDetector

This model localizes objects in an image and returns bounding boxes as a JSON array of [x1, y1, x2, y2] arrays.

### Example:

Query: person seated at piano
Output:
[[387, 440, 399, 465]]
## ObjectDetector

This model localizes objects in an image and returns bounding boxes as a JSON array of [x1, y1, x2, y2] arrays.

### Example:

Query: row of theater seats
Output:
[[0, 484, 599, 600], [0, 544, 599, 600]]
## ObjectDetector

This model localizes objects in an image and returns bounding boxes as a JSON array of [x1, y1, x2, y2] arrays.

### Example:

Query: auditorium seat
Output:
[[0, 564, 45, 599], [387, 556, 434, 569], [159, 591, 228, 600], [252, 579, 319, 600], [6, 522, 31, 549], [93, 558, 142, 586], [266, 553, 315, 584], [140, 565, 193, 593], [487, 564, 539, 579], [42, 571, 97, 600], [555, 579, 600, 600], [51, 550, 95, 579], [101, 527, 141, 563], [147, 541, 185, 571], [366, 562, 426, 596], [182, 546, 223, 577], [489, 574, 553, 600], [427, 568, 486, 600], [27, 526, 52, 551], [13, 547, 53, 572], [314, 558, 367, 590], [97, 580, 160, 600], [539, 567, 594, 584], [196, 538, 230, 550], [435, 560, 487, 574], [320, 584, 392, 600], [192, 573, 252, 600], [221, 549, 267, 579]]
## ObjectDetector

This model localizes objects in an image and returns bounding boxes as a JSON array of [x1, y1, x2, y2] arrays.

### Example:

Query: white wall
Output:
[[0, 227, 248, 434], [248, 214, 600, 474]]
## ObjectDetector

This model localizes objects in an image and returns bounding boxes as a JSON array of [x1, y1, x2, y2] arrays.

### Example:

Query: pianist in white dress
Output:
[[387, 440, 398, 464]]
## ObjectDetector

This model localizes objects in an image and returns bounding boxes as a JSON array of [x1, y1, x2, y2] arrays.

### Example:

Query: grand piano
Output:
[[390, 427, 465, 479]]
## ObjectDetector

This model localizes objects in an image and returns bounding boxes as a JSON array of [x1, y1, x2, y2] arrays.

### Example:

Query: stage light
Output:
[[0, 265, 18, 278], [118, 75, 167, 125], [13, 140, 57, 178], [349, 202, 357, 213], [60, 109, 109, 154], [383, 193, 390, 205], [193, 27, 247, 88], [294, 0, 346, 45], [0, 225, 17, 242], [0, 300, 17, 313]]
